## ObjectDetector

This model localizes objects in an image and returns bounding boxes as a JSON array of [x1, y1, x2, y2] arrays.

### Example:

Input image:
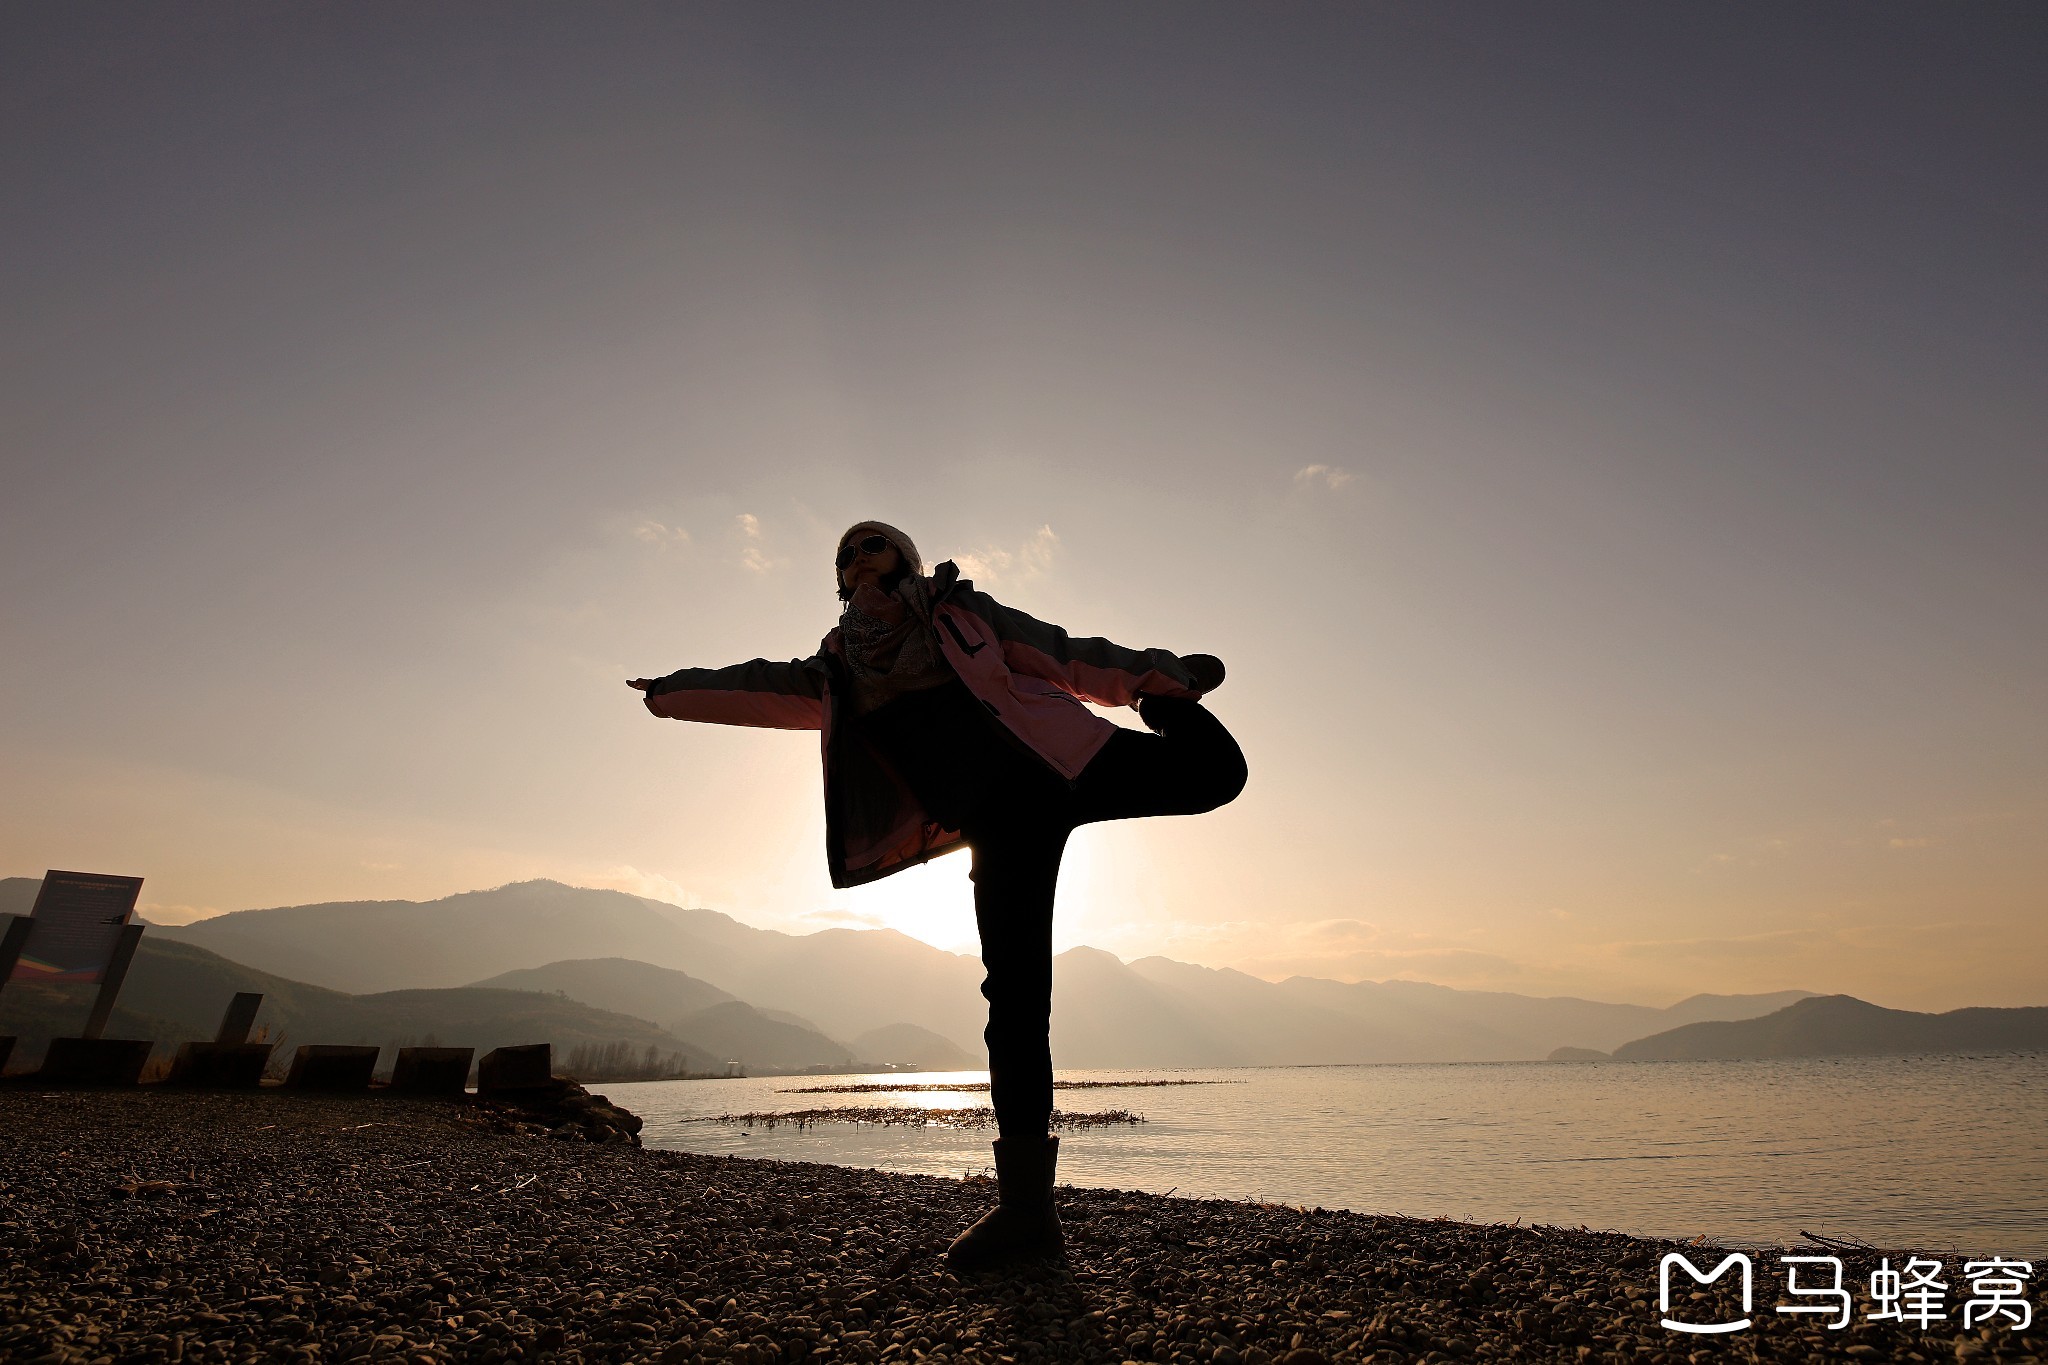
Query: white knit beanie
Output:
[[838, 520, 922, 576]]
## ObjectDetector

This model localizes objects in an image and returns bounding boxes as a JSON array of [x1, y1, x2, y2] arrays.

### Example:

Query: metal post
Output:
[[81, 924, 144, 1041]]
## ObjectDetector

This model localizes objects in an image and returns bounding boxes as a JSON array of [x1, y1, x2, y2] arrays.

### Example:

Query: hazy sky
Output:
[[5, 4, 2043, 1010]]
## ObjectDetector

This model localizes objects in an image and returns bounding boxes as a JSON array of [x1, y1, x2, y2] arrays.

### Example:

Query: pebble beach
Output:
[[1, 1088, 2036, 1364]]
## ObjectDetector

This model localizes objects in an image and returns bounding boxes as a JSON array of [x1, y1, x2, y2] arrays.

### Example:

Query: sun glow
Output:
[[838, 854, 979, 955], [832, 837, 1113, 958]]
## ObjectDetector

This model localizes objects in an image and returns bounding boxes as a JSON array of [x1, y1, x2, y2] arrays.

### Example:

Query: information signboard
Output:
[[7, 870, 144, 984]]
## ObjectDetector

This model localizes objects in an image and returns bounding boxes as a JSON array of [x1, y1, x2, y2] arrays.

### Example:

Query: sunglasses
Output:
[[835, 534, 892, 570]]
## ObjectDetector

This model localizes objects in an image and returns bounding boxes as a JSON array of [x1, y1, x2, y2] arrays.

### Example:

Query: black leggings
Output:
[[962, 698, 1247, 1138]]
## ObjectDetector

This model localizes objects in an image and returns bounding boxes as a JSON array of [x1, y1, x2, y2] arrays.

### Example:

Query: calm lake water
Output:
[[606, 1052, 2048, 1259]]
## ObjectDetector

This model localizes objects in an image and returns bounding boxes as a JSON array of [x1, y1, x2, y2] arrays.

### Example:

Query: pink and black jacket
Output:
[[642, 561, 1210, 887]]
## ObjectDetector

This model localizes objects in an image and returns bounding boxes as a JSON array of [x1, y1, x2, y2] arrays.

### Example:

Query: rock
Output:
[[0, 1090, 2006, 1365]]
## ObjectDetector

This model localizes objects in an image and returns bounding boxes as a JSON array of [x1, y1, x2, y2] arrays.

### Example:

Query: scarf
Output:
[[839, 575, 955, 714]]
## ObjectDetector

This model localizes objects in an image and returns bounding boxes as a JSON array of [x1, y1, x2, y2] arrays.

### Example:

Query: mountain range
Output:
[[7, 875, 2035, 1071], [0, 935, 723, 1075], [1603, 994, 2048, 1060], [467, 958, 977, 1071], [133, 879, 1827, 1063]]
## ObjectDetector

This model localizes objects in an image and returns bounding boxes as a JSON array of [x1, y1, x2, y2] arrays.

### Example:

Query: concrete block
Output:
[[169, 1041, 274, 1089], [38, 1036, 154, 1087], [476, 1043, 554, 1093], [390, 1046, 473, 1095], [284, 1045, 379, 1091]]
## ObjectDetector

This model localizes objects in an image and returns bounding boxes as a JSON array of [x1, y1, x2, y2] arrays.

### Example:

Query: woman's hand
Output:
[[626, 678, 656, 692]]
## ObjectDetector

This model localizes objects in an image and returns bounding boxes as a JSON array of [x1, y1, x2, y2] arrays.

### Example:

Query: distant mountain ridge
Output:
[[1072, 950, 1817, 1065], [1608, 994, 2048, 1061], [850, 1022, 977, 1071], [146, 879, 993, 1051], [12, 875, 2037, 1067], [42, 876, 1833, 1065], [466, 957, 968, 1072], [0, 934, 723, 1076], [150, 880, 775, 996], [469, 957, 737, 1025]]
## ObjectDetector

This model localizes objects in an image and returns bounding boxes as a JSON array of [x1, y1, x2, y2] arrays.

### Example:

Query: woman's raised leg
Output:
[[1071, 696, 1248, 825]]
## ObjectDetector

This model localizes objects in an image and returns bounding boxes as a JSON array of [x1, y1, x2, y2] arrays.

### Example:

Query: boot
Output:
[[1136, 693, 1202, 735], [944, 1134, 1065, 1273]]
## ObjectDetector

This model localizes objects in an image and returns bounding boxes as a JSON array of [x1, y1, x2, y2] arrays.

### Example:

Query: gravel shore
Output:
[[1, 1089, 2036, 1363]]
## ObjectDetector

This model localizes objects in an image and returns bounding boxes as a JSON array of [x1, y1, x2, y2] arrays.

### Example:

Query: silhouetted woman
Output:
[[628, 520, 1246, 1272]]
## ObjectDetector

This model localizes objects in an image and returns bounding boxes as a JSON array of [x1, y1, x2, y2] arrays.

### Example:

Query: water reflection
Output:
[[605, 1053, 2048, 1257]]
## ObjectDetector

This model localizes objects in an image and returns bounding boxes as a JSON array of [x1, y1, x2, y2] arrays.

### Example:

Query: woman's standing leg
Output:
[[943, 699, 1242, 1272], [965, 697, 1242, 1137], [945, 811, 1070, 1271], [967, 815, 1068, 1138]]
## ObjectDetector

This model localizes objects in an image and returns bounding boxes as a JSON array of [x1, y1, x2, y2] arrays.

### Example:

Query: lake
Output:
[[605, 1051, 2048, 1259]]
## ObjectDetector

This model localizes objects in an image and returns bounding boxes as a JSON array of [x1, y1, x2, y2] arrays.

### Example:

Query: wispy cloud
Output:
[[954, 524, 1059, 584], [1147, 915, 1527, 988], [734, 512, 787, 573], [607, 508, 691, 552], [1144, 917, 1268, 950], [1597, 925, 1843, 964], [797, 907, 891, 930], [1237, 942, 1526, 986], [1293, 464, 1353, 491], [1590, 917, 1995, 965], [1299, 917, 1386, 945], [587, 865, 700, 908], [632, 519, 690, 545], [1690, 833, 1798, 874]]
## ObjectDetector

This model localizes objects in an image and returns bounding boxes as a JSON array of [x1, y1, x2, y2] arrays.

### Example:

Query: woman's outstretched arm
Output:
[[627, 655, 827, 730], [946, 586, 1223, 708]]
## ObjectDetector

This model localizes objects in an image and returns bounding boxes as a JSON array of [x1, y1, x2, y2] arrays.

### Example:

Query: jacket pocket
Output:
[[1009, 674, 1086, 707]]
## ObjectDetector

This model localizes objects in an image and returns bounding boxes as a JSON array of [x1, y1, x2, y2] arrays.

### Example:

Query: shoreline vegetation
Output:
[[775, 1081, 1234, 1094], [688, 1108, 1147, 1131], [4, 1090, 2032, 1364]]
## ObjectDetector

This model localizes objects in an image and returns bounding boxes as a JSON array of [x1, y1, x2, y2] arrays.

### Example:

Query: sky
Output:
[[4, 4, 2044, 1011]]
